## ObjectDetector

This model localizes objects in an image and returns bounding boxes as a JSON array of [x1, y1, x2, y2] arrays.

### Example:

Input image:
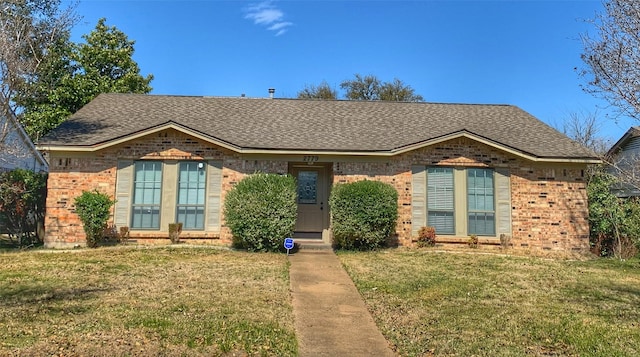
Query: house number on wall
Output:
[[303, 155, 319, 164]]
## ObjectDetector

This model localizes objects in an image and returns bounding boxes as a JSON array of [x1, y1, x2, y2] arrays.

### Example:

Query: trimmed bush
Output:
[[223, 173, 297, 252], [74, 190, 115, 248], [417, 226, 436, 247], [468, 234, 479, 248], [329, 180, 398, 250]]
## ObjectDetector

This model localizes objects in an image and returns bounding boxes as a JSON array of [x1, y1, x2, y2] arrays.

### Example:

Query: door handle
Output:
[[320, 202, 323, 210]]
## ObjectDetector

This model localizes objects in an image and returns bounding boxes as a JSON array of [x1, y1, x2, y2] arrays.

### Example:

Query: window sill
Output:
[[431, 236, 500, 245], [128, 231, 221, 239]]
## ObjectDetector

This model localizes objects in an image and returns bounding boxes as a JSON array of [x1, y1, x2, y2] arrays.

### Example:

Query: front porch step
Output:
[[294, 238, 333, 251]]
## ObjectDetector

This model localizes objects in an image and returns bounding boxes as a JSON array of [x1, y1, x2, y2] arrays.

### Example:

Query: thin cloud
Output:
[[244, 1, 293, 36]]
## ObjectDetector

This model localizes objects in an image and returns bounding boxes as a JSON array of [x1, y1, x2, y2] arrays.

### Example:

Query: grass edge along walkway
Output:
[[289, 249, 396, 356]]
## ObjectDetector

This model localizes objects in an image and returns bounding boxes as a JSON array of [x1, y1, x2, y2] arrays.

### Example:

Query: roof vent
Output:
[[268, 88, 275, 99]]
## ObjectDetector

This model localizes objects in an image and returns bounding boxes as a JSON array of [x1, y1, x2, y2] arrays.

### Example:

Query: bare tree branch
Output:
[[580, 0, 640, 121], [561, 110, 610, 155]]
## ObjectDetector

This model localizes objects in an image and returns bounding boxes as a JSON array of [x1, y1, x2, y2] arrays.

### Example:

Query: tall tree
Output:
[[561, 110, 609, 155], [14, 35, 77, 141], [340, 74, 381, 101], [379, 78, 424, 102], [339, 74, 423, 102], [0, 0, 76, 153], [75, 18, 153, 99], [579, 0, 640, 121], [297, 81, 337, 100], [18, 18, 154, 140]]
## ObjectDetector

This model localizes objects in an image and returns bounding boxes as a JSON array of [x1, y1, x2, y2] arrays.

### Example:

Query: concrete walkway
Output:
[[289, 249, 396, 356]]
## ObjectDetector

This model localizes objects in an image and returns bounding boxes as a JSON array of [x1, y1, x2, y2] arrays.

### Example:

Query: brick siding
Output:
[[43, 131, 589, 252]]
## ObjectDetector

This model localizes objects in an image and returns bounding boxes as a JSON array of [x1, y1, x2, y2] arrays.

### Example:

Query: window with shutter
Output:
[[427, 167, 455, 234], [131, 161, 162, 229], [176, 162, 206, 230], [417, 166, 507, 237]]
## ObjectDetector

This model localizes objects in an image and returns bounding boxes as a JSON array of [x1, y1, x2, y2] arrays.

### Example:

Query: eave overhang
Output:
[[607, 126, 640, 157], [36, 121, 601, 164]]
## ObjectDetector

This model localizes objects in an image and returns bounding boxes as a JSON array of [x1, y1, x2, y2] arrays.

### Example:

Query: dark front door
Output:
[[291, 165, 327, 234]]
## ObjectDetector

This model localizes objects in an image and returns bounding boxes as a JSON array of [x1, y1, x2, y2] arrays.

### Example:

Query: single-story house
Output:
[[607, 126, 640, 197], [37, 93, 598, 251], [1, 110, 48, 173]]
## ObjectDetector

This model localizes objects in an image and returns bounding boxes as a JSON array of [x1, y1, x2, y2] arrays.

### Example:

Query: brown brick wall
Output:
[[45, 157, 116, 247], [333, 137, 589, 251], [44, 131, 590, 252], [44, 129, 286, 247]]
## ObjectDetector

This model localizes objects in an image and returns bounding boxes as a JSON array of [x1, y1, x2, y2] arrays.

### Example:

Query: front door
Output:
[[291, 165, 327, 234]]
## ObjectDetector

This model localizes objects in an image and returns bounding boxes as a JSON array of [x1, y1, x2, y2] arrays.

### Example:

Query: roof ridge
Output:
[[99, 92, 515, 107]]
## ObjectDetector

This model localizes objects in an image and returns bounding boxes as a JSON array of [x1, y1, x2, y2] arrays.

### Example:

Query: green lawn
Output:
[[3, 245, 639, 356], [339, 249, 640, 357], [0, 247, 297, 356]]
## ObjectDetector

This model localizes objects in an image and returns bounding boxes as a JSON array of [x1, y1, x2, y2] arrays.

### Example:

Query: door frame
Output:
[[289, 162, 332, 242]]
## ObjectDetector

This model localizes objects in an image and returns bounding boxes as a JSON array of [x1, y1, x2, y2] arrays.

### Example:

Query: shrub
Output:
[[101, 224, 130, 245], [416, 226, 436, 247], [468, 234, 479, 248], [168, 223, 183, 244], [223, 173, 297, 252], [588, 169, 640, 258], [0, 169, 47, 247], [500, 233, 511, 249], [74, 190, 115, 248], [329, 180, 398, 250]]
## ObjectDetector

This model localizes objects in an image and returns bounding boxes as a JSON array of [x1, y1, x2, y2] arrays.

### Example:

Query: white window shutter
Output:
[[411, 165, 427, 236], [206, 160, 223, 231], [114, 160, 133, 228], [495, 168, 512, 236]]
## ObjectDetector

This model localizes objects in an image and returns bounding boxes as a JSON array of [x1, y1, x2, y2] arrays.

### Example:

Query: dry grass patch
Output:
[[338, 249, 640, 357], [0, 247, 296, 356]]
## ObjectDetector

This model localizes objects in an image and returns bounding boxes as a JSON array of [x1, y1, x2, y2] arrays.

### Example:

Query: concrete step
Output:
[[294, 238, 333, 251]]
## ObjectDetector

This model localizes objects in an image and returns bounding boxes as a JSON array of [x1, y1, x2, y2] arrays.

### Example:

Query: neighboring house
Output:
[[37, 93, 598, 251], [0, 110, 48, 173], [607, 126, 640, 197]]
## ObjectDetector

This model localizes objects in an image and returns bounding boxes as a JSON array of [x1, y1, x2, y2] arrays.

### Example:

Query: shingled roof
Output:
[[38, 93, 596, 161]]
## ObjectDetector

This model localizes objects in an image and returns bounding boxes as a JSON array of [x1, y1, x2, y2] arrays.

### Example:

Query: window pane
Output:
[[468, 212, 495, 236], [177, 207, 204, 230], [176, 162, 206, 230], [428, 211, 454, 234], [132, 206, 160, 229], [428, 168, 453, 210], [131, 161, 162, 229], [467, 169, 495, 236]]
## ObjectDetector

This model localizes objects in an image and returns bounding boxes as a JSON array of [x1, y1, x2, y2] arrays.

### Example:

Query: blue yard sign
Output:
[[284, 238, 294, 254]]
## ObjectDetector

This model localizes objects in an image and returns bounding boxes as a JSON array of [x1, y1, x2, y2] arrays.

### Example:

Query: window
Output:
[[116, 160, 222, 233], [176, 162, 207, 230], [427, 167, 454, 234], [131, 161, 162, 229], [297, 171, 318, 204], [421, 167, 497, 236], [467, 168, 495, 236]]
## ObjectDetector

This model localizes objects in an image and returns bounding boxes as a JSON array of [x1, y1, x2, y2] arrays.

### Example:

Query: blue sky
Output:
[[67, 0, 633, 143]]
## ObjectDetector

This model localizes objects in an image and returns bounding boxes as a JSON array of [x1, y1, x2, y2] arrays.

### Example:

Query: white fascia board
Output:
[[36, 124, 601, 164]]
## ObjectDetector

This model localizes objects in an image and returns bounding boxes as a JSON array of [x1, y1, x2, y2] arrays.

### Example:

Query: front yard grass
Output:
[[339, 249, 640, 357], [0, 247, 296, 356]]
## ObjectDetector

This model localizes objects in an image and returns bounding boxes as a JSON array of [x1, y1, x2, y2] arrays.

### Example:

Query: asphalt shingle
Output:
[[39, 93, 595, 159]]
